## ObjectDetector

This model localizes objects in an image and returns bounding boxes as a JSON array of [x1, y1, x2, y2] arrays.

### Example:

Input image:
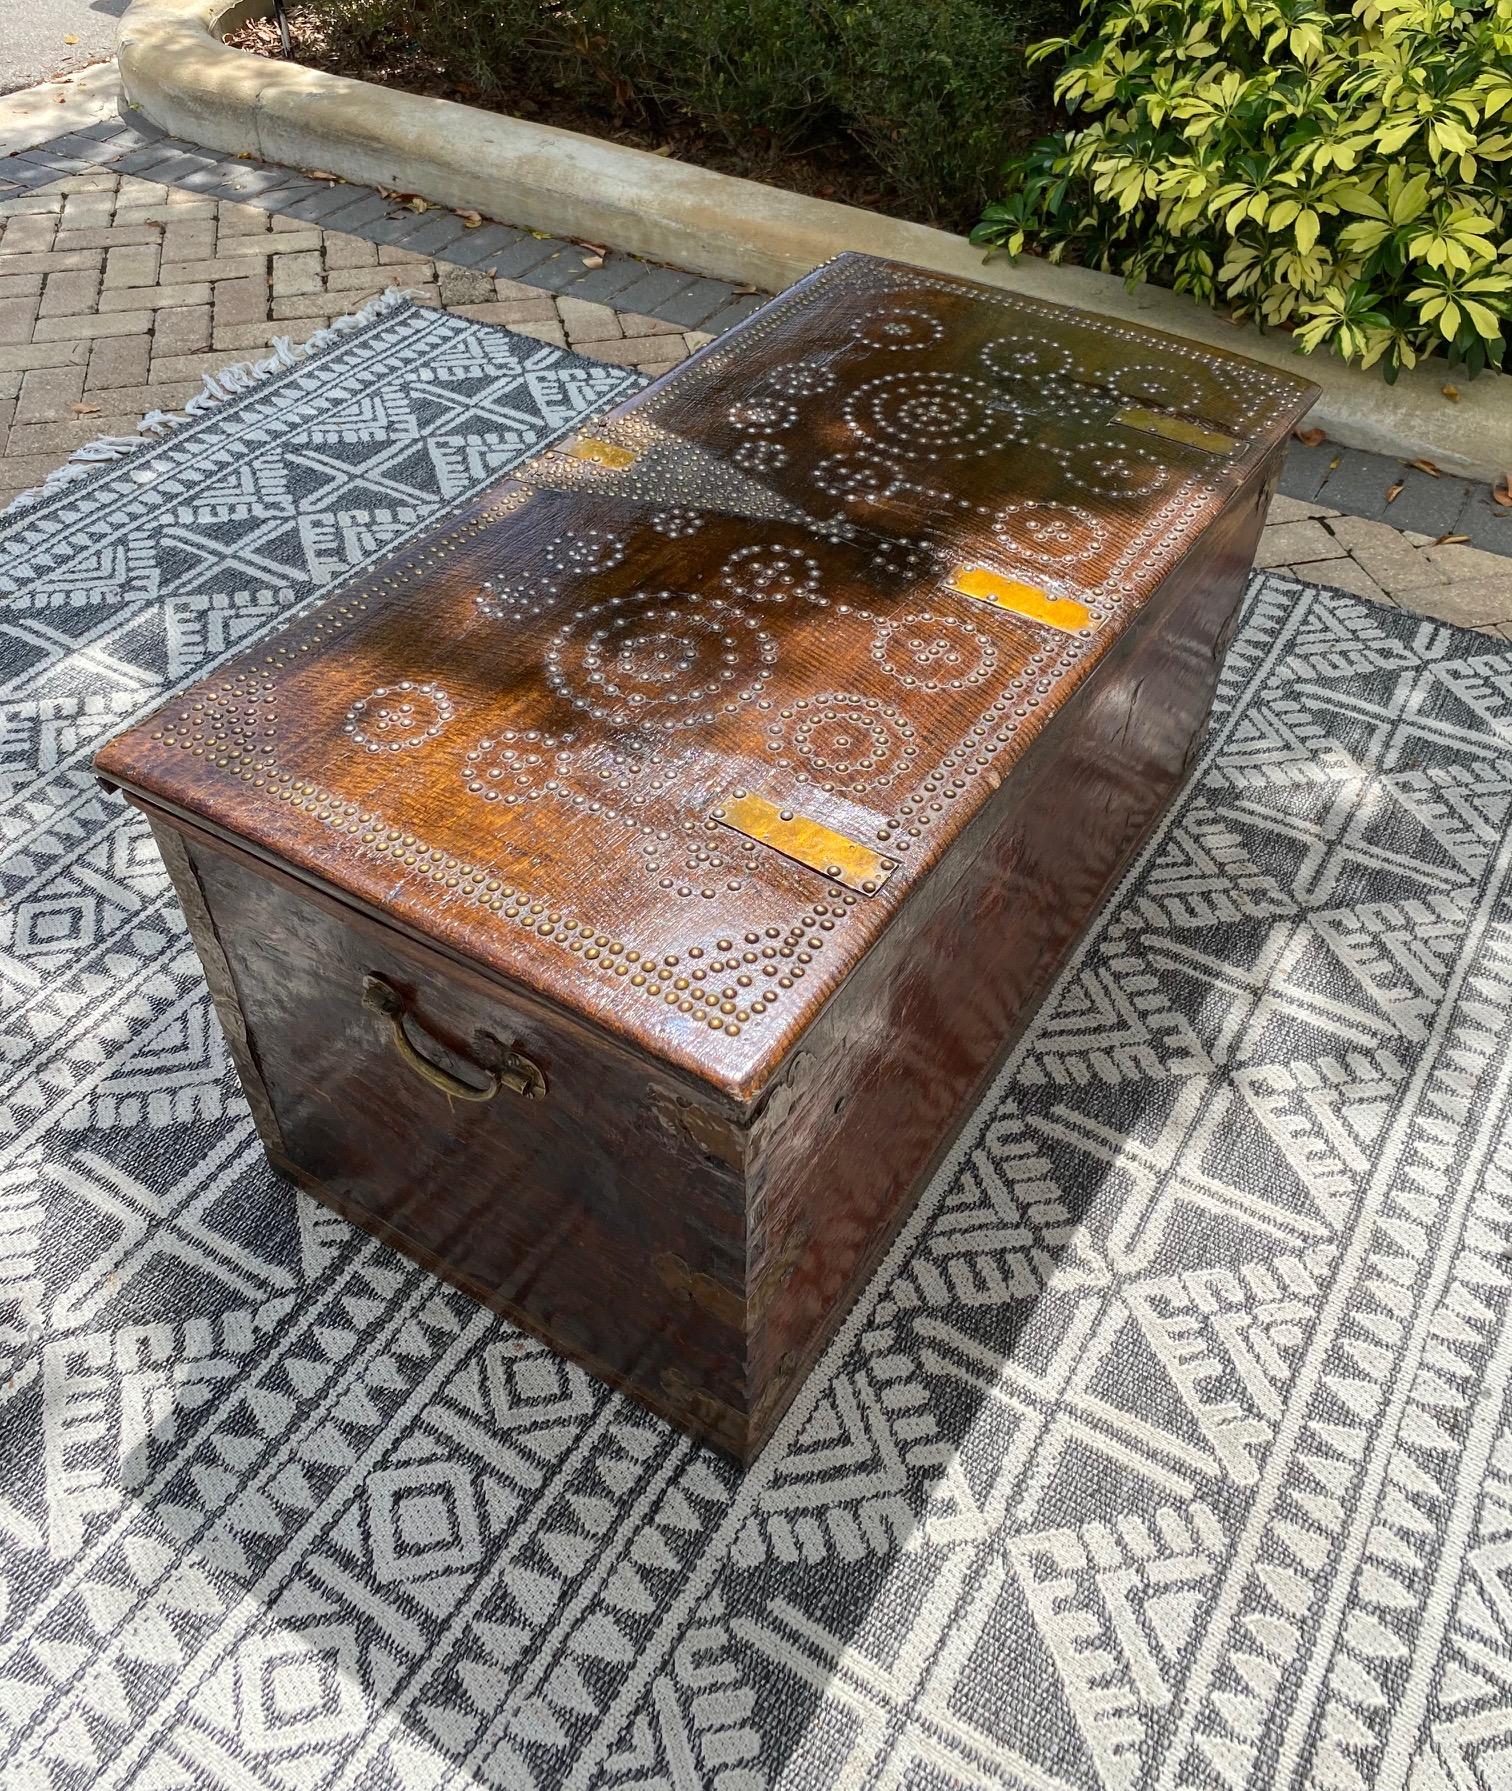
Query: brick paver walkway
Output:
[[0, 163, 730, 509], [3, 109, 1509, 636], [1259, 496, 1512, 636]]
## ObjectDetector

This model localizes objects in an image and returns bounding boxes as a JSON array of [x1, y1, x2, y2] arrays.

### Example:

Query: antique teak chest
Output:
[[95, 254, 1317, 1460]]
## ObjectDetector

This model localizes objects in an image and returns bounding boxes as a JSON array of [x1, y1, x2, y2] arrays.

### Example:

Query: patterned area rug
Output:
[[4, 299, 1512, 1791]]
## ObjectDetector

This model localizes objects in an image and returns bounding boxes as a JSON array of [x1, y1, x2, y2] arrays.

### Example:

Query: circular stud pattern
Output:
[[460, 730, 685, 823], [475, 577, 559, 622], [764, 359, 839, 397], [728, 395, 798, 436], [849, 303, 944, 352], [1068, 445, 1172, 498], [461, 729, 571, 802], [979, 334, 1075, 382], [978, 338, 1112, 427], [770, 692, 918, 794], [678, 826, 762, 897], [993, 500, 1105, 568], [806, 513, 862, 549], [868, 533, 944, 585], [1113, 362, 1204, 412], [732, 439, 789, 475], [1040, 378, 1120, 428], [542, 528, 627, 578], [719, 543, 823, 605], [842, 370, 1013, 461], [812, 449, 907, 504], [871, 613, 998, 691], [649, 508, 704, 538], [344, 681, 454, 753], [546, 592, 778, 730]]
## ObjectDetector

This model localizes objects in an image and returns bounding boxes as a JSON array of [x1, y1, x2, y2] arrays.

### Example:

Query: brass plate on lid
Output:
[[713, 794, 897, 895], [565, 435, 640, 470], [949, 566, 1092, 633], [1115, 407, 1236, 456]]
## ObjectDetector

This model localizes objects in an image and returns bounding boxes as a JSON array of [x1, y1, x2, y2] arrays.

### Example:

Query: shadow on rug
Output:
[[3, 296, 1512, 1790]]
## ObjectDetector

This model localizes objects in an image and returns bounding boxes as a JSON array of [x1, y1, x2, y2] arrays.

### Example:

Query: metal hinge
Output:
[[949, 566, 1092, 632], [1116, 407, 1236, 455], [713, 793, 897, 895], [564, 434, 639, 470]]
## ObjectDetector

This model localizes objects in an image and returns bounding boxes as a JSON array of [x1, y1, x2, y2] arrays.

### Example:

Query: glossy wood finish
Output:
[[96, 254, 1316, 1104], [97, 253, 1316, 1458]]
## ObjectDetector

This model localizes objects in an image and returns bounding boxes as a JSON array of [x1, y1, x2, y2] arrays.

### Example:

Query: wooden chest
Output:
[[94, 254, 1316, 1460]]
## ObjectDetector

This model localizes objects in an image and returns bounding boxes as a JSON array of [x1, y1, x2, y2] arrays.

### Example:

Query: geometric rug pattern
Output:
[[2, 301, 1511, 1790]]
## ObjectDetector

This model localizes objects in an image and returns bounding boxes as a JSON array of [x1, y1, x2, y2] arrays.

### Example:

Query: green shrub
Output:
[[971, 0, 1512, 379], [572, 0, 839, 156], [311, 0, 1065, 224], [830, 1, 1044, 221]]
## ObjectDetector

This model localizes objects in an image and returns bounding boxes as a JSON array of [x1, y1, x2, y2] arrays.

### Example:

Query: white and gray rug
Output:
[[3, 297, 1511, 1791]]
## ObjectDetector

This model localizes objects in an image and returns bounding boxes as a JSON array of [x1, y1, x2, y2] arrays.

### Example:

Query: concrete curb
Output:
[[118, 0, 1511, 482], [0, 61, 126, 158]]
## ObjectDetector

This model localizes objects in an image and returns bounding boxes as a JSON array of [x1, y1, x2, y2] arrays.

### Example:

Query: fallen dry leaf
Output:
[[1442, 384, 1461, 402], [309, 169, 340, 183], [70, 402, 100, 415], [1294, 426, 1327, 448], [1494, 473, 1512, 509], [457, 210, 483, 228], [1405, 458, 1441, 477], [651, 144, 675, 156], [1435, 533, 1470, 545], [408, 196, 429, 213], [63, 33, 77, 43], [1386, 480, 1404, 504], [529, 229, 551, 239], [582, 254, 604, 269]]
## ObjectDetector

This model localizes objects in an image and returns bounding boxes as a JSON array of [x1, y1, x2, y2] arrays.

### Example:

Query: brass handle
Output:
[[361, 974, 546, 1103]]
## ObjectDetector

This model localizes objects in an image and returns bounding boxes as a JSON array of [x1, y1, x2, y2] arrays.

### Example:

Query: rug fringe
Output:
[[1, 286, 415, 518]]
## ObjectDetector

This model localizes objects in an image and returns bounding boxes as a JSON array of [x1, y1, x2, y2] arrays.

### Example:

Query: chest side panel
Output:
[[158, 819, 752, 1451], [741, 455, 1277, 1447]]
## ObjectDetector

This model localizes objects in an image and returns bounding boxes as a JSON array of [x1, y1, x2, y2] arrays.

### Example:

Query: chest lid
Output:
[[95, 254, 1316, 1105]]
